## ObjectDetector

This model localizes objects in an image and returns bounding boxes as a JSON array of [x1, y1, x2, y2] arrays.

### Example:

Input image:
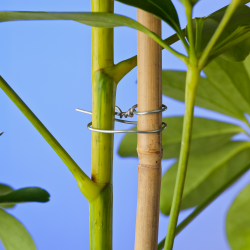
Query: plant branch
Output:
[[163, 67, 200, 250], [199, 0, 241, 68], [158, 161, 250, 250], [105, 57, 137, 84], [113, 32, 181, 83], [152, 33, 188, 64], [0, 76, 102, 202], [177, 28, 190, 54]]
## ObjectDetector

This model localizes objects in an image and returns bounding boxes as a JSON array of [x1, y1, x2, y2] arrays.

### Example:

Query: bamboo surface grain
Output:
[[135, 10, 162, 250]]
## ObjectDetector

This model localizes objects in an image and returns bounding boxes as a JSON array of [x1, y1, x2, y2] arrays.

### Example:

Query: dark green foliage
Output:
[[115, 0, 181, 33], [0, 184, 15, 209], [0, 186, 50, 207]]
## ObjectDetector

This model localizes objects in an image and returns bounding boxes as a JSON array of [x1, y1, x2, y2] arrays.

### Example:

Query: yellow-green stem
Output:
[[164, 66, 200, 250], [0, 76, 102, 201], [185, 2, 196, 64], [89, 0, 115, 249]]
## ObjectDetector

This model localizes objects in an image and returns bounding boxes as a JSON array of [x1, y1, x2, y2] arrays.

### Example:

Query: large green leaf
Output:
[[119, 116, 250, 215], [115, 0, 181, 33], [160, 141, 250, 215], [119, 117, 244, 158], [0, 11, 148, 29], [0, 208, 36, 250], [0, 187, 50, 207], [226, 183, 250, 250], [190, 5, 250, 62], [0, 184, 15, 209], [162, 56, 250, 122], [0, 11, 171, 54], [2, 10, 250, 63]]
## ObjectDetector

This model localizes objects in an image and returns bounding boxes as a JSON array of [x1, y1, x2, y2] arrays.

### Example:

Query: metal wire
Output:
[[134, 104, 167, 115], [76, 104, 167, 134], [86, 121, 167, 134]]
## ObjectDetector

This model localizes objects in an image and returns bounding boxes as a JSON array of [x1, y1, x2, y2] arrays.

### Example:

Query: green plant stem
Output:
[[89, 0, 115, 249], [0, 76, 102, 202], [176, 29, 190, 54], [199, 0, 240, 68], [164, 66, 200, 250], [157, 162, 250, 250], [156, 34, 188, 64], [185, 2, 196, 63]]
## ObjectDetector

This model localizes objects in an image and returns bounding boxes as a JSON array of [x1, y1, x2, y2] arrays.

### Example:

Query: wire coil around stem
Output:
[[76, 104, 167, 134]]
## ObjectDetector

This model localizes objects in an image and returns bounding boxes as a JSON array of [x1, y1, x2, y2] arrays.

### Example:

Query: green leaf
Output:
[[0, 11, 146, 29], [162, 56, 250, 122], [0, 11, 182, 58], [0, 11, 157, 36], [161, 141, 250, 215], [190, 5, 250, 62], [0, 131, 3, 136], [0, 187, 50, 207], [119, 116, 250, 215], [0, 184, 15, 209], [118, 116, 243, 158], [226, 183, 250, 250], [0, 208, 36, 250], [0, 184, 14, 194], [115, 0, 181, 33]]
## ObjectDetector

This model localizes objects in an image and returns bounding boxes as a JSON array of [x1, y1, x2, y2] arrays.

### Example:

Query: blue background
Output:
[[1, 0, 250, 249]]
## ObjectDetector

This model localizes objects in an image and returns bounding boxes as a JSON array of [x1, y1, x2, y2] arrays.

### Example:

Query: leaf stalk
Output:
[[185, 2, 197, 64], [163, 66, 200, 250], [199, 0, 241, 68], [113, 32, 182, 83], [0, 76, 102, 202]]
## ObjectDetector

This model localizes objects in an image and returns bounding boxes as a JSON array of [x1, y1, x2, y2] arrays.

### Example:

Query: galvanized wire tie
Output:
[[76, 104, 167, 134]]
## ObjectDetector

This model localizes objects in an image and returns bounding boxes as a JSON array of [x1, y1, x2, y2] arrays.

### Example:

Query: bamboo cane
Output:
[[135, 10, 162, 250], [89, 0, 115, 249]]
